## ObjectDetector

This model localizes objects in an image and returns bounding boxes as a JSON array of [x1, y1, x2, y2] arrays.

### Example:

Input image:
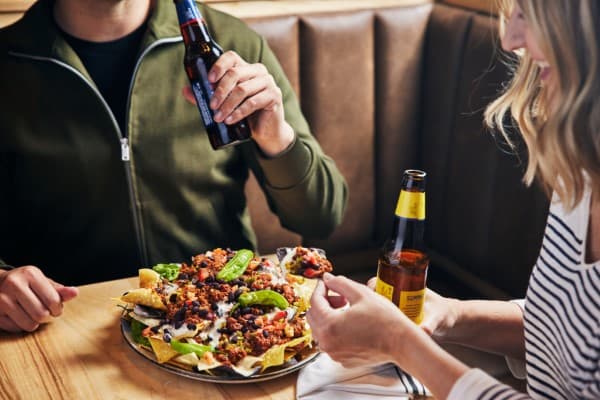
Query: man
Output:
[[0, 0, 347, 332]]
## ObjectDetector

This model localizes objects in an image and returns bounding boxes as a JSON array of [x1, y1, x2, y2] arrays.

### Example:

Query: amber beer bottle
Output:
[[375, 169, 429, 324], [174, 0, 251, 150]]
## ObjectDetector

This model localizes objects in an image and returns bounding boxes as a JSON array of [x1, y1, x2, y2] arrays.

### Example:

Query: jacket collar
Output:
[[146, 0, 182, 43], [6, 0, 182, 63]]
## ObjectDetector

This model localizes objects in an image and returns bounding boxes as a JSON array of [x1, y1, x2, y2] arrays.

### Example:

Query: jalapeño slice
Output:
[[216, 249, 254, 282]]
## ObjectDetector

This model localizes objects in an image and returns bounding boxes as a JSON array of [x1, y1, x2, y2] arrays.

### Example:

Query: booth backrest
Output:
[[243, 2, 549, 299]]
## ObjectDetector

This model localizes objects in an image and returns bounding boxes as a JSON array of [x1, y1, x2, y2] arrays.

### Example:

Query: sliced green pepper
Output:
[[152, 263, 181, 281], [170, 339, 214, 357], [216, 249, 254, 282], [238, 289, 289, 310]]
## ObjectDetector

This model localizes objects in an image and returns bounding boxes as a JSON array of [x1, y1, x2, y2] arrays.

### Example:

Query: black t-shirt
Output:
[[60, 23, 147, 134]]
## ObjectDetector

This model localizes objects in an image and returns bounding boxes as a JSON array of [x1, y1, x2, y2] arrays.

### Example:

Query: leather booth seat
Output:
[[239, 1, 549, 299]]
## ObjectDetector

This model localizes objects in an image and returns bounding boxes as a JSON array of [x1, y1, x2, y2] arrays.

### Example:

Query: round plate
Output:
[[121, 319, 320, 383]]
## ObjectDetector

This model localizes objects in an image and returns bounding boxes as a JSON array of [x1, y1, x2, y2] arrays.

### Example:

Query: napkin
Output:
[[297, 353, 431, 400]]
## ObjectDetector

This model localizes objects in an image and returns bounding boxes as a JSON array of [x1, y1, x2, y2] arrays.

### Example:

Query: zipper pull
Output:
[[120, 138, 130, 161]]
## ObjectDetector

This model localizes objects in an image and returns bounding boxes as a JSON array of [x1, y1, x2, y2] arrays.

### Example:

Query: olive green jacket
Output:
[[0, 0, 348, 284]]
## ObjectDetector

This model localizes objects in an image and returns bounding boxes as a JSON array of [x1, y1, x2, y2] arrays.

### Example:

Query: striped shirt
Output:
[[449, 189, 600, 399]]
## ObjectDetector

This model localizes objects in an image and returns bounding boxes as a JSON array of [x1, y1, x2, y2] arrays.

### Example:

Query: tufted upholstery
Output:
[[243, 2, 549, 299]]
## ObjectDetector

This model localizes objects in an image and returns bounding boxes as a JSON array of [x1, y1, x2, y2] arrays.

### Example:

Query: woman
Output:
[[307, 0, 600, 398]]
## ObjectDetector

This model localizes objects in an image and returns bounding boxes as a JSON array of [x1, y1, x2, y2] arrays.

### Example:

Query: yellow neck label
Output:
[[395, 191, 425, 220]]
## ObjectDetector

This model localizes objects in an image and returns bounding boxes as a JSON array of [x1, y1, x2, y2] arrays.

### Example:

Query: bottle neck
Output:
[[174, 0, 211, 44], [390, 215, 424, 249], [387, 188, 426, 252]]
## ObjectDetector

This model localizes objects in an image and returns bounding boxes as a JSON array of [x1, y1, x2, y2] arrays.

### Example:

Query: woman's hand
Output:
[[419, 288, 461, 340], [366, 276, 461, 341], [183, 50, 294, 157], [307, 273, 418, 368], [309, 273, 470, 399], [0, 266, 78, 332]]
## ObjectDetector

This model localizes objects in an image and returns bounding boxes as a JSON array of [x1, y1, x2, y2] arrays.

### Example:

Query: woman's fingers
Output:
[[366, 277, 377, 290], [327, 293, 348, 309], [321, 273, 367, 304]]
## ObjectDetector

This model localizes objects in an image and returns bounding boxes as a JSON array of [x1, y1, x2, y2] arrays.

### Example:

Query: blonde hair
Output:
[[485, 0, 600, 210]]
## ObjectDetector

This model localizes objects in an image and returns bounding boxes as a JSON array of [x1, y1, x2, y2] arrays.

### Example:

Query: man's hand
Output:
[[0, 266, 78, 332], [182, 50, 295, 157]]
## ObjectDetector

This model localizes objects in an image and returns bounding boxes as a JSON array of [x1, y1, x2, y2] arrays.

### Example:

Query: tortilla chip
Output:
[[172, 351, 223, 371], [139, 268, 161, 288], [292, 275, 318, 313], [260, 334, 312, 372], [121, 288, 167, 311], [231, 355, 262, 377], [148, 337, 180, 363]]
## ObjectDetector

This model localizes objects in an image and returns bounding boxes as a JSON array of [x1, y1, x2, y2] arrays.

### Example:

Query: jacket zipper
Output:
[[9, 36, 182, 267]]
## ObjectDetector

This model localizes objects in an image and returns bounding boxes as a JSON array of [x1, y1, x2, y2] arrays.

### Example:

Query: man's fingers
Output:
[[49, 279, 79, 303], [208, 50, 245, 83], [1, 268, 52, 323], [31, 279, 63, 317], [4, 300, 39, 332], [14, 288, 52, 322], [218, 75, 277, 123], [56, 286, 79, 302], [210, 63, 269, 112], [0, 315, 21, 333]]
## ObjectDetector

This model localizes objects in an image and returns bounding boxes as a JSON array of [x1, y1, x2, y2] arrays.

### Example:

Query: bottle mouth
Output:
[[405, 169, 426, 179]]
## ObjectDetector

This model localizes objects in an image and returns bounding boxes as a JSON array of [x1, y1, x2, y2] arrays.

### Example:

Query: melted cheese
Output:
[[216, 301, 234, 315], [258, 259, 288, 285], [278, 248, 296, 273], [128, 312, 161, 327], [230, 355, 263, 377], [200, 317, 226, 348], [162, 283, 178, 296]]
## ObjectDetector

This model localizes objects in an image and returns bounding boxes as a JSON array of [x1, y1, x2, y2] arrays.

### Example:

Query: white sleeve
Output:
[[448, 369, 530, 400], [505, 299, 527, 379]]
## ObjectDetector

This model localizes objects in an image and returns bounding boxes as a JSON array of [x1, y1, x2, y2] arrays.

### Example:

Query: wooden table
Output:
[[0, 277, 297, 399]]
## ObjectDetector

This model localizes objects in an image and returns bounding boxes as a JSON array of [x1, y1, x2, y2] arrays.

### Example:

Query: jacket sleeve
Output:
[[243, 36, 349, 239]]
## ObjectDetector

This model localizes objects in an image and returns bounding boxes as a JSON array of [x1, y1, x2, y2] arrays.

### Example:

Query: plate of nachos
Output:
[[118, 246, 333, 383]]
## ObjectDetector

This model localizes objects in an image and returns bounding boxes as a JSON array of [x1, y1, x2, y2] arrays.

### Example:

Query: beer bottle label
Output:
[[395, 191, 425, 220], [399, 289, 425, 324], [191, 58, 227, 139], [191, 80, 213, 127], [374, 278, 394, 301]]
